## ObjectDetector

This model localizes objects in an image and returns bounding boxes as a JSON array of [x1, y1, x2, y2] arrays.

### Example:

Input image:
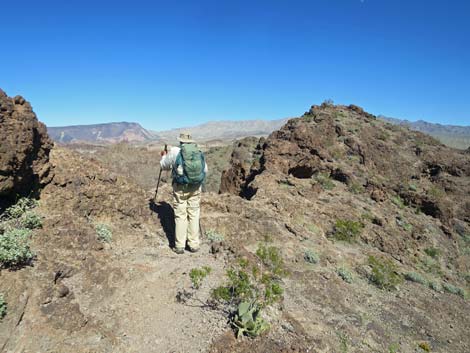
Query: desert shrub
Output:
[[337, 267, 353, 283], [0, 228, 34, 268], [3, 198, 38, 220], [206, 229, 224, 242], [233, 301, 269, 338], [304, 249, 319, 264], [210, 244, 286, 338], [408, 183, 418, 191], [420, 256, 442, 276], [332, 219, 363, 242], [95, 223, 112, 243], [377, 131, 390, 141], [189, 266, 212, 289], [368, 256, 402, 290], [314, 173, 335, 190], [424, 247, 440, 259], [256, 243, 286, 277], [428, 281, 442, 292], [20, 211, 42, 229], [396, 217, 413, 232], [391, 196, 405, 209], [322, 98, 335, 107], [405, 272, 427, 285], [418, 342, 431, 352], [0, 294, 6, 319], [442, 282, 466, 298], [427, 185, 445, 199], [349, 183, 365, 194]]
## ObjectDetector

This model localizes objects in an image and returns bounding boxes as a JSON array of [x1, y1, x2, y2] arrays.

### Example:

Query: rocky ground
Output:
[[1, 93, 470, 353]]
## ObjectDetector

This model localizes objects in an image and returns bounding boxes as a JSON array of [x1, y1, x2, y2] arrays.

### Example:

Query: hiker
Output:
[[160, 132, 208, 254]]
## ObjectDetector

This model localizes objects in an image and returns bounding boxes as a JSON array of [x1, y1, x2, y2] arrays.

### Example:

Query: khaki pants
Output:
[[172, 183, 201, 250]]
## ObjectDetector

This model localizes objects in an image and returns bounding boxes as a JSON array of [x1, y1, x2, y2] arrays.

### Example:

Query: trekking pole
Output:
[[153, 144, 168, 202]]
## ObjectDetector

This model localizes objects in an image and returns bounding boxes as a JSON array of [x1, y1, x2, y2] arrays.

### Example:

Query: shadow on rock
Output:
[[149, 200, 175, 248]]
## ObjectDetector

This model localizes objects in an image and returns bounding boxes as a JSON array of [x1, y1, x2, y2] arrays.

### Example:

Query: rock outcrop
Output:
[[221, 103, 470, 226], [0, 90, 53, 209]]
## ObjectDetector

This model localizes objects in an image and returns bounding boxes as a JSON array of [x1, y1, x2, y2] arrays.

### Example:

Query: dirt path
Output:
[[62, 215, 229, 353]]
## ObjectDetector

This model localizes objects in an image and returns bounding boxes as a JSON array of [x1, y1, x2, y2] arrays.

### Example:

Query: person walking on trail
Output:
[[160, 132, 208, 254]]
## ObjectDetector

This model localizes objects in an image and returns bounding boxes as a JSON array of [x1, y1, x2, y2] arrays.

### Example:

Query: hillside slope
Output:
[[1, 94, 469, 353]]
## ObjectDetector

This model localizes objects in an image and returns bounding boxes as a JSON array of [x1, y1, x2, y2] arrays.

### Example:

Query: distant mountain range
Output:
[[378, 116, 470, 149], [46, 116, 469, 149], [151, 119, 289, 143], [47, 119, 289, 145], [47, 122, 154, 144]]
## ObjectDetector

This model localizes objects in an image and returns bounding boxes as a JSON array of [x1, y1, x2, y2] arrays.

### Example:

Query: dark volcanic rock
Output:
[[0, 89, 53, 209]]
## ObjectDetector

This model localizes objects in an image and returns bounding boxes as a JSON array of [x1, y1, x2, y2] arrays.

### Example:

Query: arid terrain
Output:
[[1, 90, 470, 353]]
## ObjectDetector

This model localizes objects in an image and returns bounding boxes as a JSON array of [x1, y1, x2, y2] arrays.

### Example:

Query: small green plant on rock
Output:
[[95, 223, 112, 243], [304, 249, 319, 264], [0, 293, 6, 319], [233, 301, 269, 338], [256, 243, 287, 277], [206, 229, 224, 242], [368, 256, 402, 290], [337, 267, 353, 283], [189, 266, 212, 289], [332, 219, 363, 242], [0, 228, 34, 268]]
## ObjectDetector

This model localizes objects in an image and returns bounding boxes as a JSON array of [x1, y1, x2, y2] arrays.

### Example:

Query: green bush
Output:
[[418, 342, 431, 352], [20, 211, 42, 229], [0, 228, 34, 268], [332, 219, 364, 242], [95, 223, 112, 243], [391, 196, 405, 209], [349, 183, 365, 194], [304, 249, 319, 264], [256, 243, 286, 277], [206, 229, 224, 242], [428, 281, 441, 292], [442, 282, 466, 298], [404, 272, 427, 285], [211, 245, 286, 308], [424, 247, 440, 259], [3, 198, 38, 219], [189, 266, 212, 289], [337, 267, 353, 283], [0, 293, 6, 319], [368, 256, 402, 290]]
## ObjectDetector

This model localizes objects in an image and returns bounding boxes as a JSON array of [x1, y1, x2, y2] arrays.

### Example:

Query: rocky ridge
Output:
[[1, 95, 469, 353], [0, 90, 53, 211]]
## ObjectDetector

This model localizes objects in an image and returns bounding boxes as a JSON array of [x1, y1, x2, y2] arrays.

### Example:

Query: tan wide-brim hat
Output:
[[178, 132, 195, 143]]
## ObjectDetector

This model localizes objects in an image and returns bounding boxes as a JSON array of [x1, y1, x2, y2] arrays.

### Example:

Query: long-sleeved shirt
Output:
[[160, 146, 208, 173]]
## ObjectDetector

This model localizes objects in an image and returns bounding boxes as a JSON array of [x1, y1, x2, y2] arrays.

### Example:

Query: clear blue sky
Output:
[[1, 0, 469, 129]]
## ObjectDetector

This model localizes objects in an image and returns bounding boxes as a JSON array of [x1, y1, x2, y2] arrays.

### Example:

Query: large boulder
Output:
[[0, 89, 53, 209]]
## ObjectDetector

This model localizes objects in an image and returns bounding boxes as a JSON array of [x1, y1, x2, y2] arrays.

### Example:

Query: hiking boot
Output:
[[172, 247, 184, 254], [188, 247, 200, 253]]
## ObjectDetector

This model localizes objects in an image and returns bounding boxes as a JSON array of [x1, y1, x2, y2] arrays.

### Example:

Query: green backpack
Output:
[[173, 143, 206, 185]]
